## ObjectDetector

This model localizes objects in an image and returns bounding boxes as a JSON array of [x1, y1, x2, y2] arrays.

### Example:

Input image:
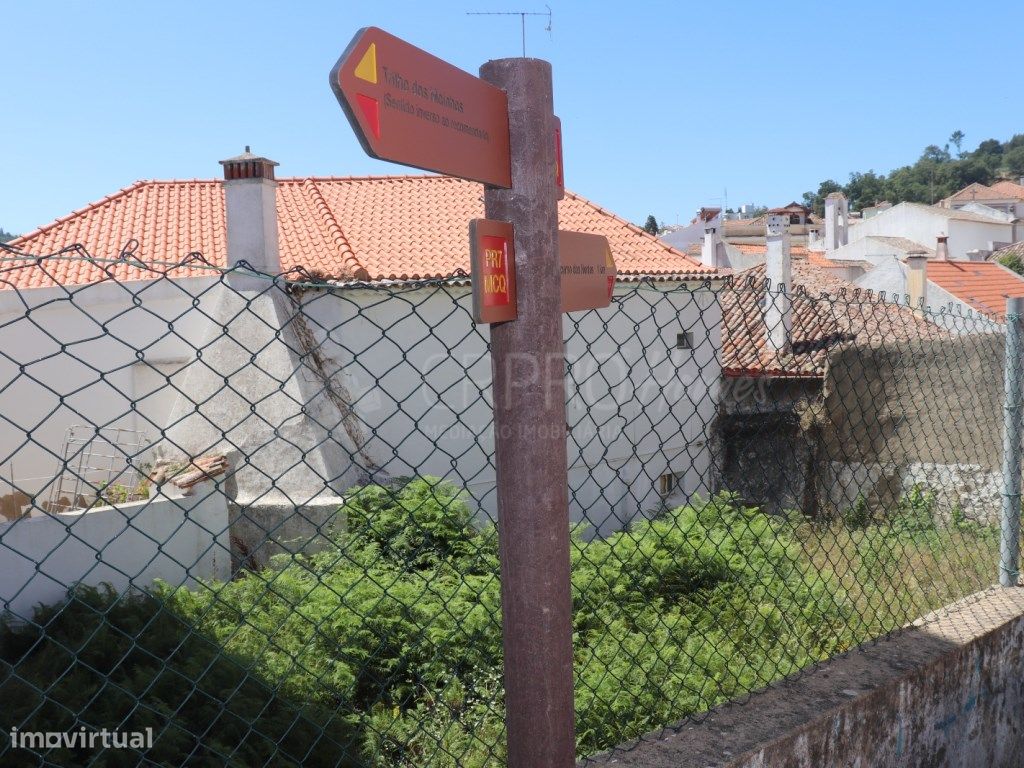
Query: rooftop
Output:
[[4, 176, 717, 290], [722, 260, 943, 378], [926, 260, 1024, 319], [944, 180, 1024, 205], [898, 201, 1015, 225]]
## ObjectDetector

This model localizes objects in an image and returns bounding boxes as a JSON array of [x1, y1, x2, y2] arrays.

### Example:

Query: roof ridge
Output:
[[10, 179, 152, 247], [564, 190, 711, 272], [300, 178, 368, 280]]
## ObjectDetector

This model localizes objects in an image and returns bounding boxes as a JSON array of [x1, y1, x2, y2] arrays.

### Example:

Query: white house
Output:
[[824, 200, 1019, 261], [0, 151, 725, 555], [940, 179, 1024, 220]]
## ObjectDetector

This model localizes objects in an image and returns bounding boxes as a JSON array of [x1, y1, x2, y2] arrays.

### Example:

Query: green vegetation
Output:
[[641, 214, 661, 235], [0, 478, 1000, 766], [997, 248, 1024, 277], [0, 228, 17, 244], [0, 585, 360, 767], [803, 132, 1024, 214]]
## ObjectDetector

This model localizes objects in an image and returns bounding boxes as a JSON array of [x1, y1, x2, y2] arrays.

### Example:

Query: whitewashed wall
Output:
[[0, 277, 216, 499], [0, 275, 723, 539], [0, 489, 230, 620], [846, 204, 1012, 259], [300, 281, 723, 535]]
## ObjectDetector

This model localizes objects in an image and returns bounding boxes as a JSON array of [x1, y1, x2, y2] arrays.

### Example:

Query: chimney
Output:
[[936, 234, 950, 261], [219, 147, 280, 273], [764, 214, 792, 352], [906, 249, 928, 316], [824, 192, 849, 253], [701, 221, 720, 268]]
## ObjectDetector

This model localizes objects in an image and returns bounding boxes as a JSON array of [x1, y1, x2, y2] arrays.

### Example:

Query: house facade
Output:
[[1, 152, 725, 553]]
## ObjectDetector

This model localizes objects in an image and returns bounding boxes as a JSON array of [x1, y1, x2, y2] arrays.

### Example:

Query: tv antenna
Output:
[[467, 6, 553, 58]]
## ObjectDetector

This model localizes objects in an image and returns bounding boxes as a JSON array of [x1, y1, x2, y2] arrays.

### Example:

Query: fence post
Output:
[[1000, 296, 1024, 587], [479, 58, 576, 767]]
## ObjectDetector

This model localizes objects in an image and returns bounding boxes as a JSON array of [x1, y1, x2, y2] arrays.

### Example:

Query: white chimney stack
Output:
[[701, 222, 721, 268], [906, 249, 928, 316], [936, 234, 950, 261], [764, 214, 792, 353], [824, 192, 849, 253], [219, 147, 281, 274]]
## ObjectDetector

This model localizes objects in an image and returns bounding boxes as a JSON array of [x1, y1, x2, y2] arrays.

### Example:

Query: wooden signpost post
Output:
[[331, 29, 591, 767]]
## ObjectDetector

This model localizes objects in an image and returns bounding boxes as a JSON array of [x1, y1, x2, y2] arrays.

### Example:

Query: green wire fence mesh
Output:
[[0, 242, 1015, 766]]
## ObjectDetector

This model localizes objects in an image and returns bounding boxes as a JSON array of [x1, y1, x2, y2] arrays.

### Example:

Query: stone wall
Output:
[[819, 333, 1006, 521], [713, 333, 1008, 522]]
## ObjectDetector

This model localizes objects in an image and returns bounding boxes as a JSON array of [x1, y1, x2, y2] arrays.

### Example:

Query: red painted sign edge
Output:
[[329, 27, 512, 188]]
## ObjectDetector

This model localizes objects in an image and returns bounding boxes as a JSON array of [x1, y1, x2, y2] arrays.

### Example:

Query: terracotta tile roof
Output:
[[3, 176, 716, 290], [805, 251, 850, 268], [927, 260, 1024, 319], [945, 180, 1024, 204], [722, 260, 944, 378], [992, 242, 1024, 262], [731, 243, 811, 257]]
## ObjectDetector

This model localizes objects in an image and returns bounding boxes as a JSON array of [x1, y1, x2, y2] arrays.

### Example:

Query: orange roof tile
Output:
[[732, 243, 811, 257], [2, 176, 716, 290], [722, 260, 944, 378], [945, 180, 1024, 204], [927, 260, 1024, 319]]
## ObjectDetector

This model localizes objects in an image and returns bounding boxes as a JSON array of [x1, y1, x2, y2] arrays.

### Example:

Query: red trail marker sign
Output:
[[470, 222, 616, 324], [470, 219, 518, 324], [330, 27, 512, 187]]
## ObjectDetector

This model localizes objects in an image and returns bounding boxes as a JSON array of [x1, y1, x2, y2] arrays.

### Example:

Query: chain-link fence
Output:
[[0, 242, 1017, 766]]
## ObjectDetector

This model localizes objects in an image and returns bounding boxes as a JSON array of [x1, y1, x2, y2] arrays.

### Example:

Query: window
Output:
[[659, 472, 677, 496], [676, 331, 694, 350]]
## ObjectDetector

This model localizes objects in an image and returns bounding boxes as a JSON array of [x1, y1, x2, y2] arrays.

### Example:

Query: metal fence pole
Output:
[[1000, 296, 1024, 587], [479, 58, 575, 767]]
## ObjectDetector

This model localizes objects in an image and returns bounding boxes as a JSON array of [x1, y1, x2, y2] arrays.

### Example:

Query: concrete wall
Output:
[[0, 276, 723, 541], [845, 204, 1013, 260], [0, 277, 217, 498], [0, 488, 230, 620], [819, 333, 1007, 521], [713, 330, 1008, 522], [299, 281, 723, 535]]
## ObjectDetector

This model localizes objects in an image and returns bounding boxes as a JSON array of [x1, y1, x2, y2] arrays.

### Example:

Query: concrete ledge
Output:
[[582, 587, 1024, 768]]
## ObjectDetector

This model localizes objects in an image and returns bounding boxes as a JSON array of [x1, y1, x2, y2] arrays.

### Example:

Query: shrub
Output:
[[0, 585, 359, 767], [0, 480, 873, 765]]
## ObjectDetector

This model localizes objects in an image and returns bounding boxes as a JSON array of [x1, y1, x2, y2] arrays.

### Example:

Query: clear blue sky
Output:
[[2, 0, 1022, 236]]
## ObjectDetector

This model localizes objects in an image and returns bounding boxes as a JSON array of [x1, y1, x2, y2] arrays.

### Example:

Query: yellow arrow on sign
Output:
[[354, 43, 377, 84]]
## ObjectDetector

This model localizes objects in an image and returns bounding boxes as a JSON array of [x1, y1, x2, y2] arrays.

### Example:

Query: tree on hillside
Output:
[[642, 215, 660, 236], [0, 228, 16, 244], [949, 130, 965, 158], [800, 133, 1024, 213], [802, 180, 843, 217]]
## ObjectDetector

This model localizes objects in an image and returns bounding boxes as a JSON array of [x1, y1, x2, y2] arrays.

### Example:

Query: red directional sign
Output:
[[558, 231, 616, 313], [470, 219, 517, 324], [330, 27, 512, 187], [470, 222, 616, 324]]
